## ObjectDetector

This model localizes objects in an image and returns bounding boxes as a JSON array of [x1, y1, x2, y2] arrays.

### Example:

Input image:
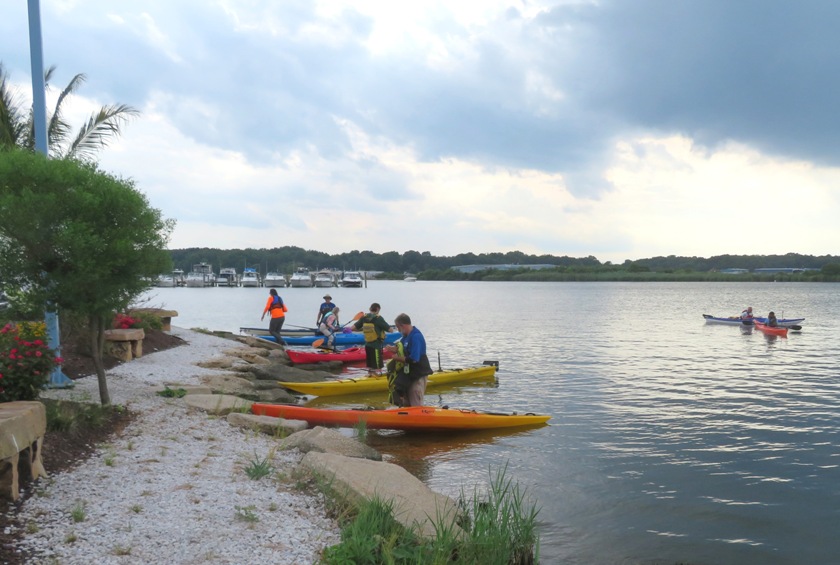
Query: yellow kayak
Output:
[[278, 364, 497, 397]]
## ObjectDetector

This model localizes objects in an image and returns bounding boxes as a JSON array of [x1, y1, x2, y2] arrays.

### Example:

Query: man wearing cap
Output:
[[316, 294, 337, 326]]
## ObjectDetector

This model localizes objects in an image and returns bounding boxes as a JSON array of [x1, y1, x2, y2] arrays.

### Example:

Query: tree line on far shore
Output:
[[170, 247, 840, 282]]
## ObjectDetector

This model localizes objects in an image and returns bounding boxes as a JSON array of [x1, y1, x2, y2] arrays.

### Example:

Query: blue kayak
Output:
[[259, 331, 401, 346]]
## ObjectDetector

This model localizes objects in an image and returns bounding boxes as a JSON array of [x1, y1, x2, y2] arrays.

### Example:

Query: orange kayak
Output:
[[250, 404, 551, 431], [754, 321, 788, 337]]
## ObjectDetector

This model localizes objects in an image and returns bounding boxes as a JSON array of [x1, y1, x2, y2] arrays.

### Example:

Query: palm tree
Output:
[[0, 62, 139, 161]]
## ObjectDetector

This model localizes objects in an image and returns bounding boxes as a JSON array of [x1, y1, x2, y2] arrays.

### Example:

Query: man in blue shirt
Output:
[[316, 294, 336, 326], [386, 313, 433, 406]]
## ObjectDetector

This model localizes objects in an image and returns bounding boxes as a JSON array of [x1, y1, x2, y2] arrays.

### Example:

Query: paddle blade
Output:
[[340, 311, 365, 328], [312, 338, 325, 348]]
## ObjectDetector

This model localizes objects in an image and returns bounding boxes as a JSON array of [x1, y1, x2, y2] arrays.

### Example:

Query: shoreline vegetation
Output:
[[169, 247, 840, 283]]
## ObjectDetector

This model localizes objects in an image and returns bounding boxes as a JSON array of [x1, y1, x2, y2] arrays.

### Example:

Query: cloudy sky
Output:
[[3, 1, 839, 263]]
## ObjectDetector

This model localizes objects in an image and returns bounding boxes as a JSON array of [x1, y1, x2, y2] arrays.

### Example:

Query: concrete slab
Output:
[[184, 394, 253, 415], [300, 451, 462, 539]]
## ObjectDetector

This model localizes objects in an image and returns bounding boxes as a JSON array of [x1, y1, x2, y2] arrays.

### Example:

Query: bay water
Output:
[[141, 281, 840, 564]]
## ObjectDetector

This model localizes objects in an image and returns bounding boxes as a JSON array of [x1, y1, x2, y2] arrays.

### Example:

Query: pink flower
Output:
[[35, 351, 43, 357]]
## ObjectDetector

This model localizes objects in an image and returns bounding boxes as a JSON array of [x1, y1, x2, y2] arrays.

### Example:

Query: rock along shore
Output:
[[8, 327, 341, 564]]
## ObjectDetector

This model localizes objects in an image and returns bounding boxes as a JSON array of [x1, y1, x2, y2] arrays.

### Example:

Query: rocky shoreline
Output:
[[6, 327, 341, 564]]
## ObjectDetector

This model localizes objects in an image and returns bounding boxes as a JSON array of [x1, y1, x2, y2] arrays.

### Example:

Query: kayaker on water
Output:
[[316, 294, 336, 326], [354, 302, 392, 376], [767, 311, 778, 327], [318, 306, 340, 349], [740, 306, 753, 320], [386, 313, 433, 406], [260, 288, 288, 345]]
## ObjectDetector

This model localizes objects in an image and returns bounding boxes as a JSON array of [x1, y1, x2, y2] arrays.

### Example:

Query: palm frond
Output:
[[0, 63, 28, 149], [66, 104, 140, 161], [48, 71, 87, 153]]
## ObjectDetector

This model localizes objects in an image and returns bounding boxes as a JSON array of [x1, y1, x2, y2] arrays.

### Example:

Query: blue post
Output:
[[28, 0, 72, 387]]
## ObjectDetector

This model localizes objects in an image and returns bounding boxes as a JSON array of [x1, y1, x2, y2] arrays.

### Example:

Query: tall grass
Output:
[[320, 464, 540, 564]]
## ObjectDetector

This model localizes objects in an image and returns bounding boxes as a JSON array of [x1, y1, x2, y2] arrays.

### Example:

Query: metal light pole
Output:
[[28, 0, 72, 387]]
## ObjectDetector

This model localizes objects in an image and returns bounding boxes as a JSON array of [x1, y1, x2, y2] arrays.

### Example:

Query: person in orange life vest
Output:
[[261, 288, 288, 345]]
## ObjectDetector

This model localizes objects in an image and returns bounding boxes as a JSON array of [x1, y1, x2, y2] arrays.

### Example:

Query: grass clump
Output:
[[44, 399, 112, 434], [156, 386, 187, 398], [320, 465, 540, 564], [353, 419, 368, 441], [70, 501, 87, 523], [244, 450, 275, 480], [234, 505, 260, 524]]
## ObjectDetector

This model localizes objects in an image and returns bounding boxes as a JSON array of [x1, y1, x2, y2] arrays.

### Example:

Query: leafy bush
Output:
[[0, 321, 61, 401]]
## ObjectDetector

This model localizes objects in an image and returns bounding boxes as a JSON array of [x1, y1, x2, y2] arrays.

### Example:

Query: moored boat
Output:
[[155, 273, 176, 287], [703, 314, 804, 327], [313, 271, 335, 287], [340, 271, 364, 287], [754, 321, 788, 337], [277, 364, 497, 396], [218, 267, 238, 287], [286, 346, 394, 364], [290, 267, 313, 288], [187, 263, 216, 287], [250, 403, 550, 431], [263, 272, 286, 287], [240, 268, 261, 287]]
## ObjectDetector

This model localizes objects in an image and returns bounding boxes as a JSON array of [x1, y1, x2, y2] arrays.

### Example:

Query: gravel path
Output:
[[11, 327, 340, 564]]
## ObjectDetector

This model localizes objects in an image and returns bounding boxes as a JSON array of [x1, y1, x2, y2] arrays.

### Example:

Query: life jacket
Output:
[[362, 315, 384, 343], [320, 311, 338, 330], [387, 341, 407, 405], [269, 296, 284, 310]]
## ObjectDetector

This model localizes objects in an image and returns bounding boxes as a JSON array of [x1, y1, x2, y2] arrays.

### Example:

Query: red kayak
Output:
[[754, 321, 788, 337], [286, 346, 394, 364]]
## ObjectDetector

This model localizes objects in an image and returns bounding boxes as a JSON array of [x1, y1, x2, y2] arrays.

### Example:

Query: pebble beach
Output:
[[7, 327, 341, 564]]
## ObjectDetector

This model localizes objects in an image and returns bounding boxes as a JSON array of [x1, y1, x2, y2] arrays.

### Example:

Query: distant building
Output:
[[753, 267, 810, 274], [451, 263, 555, 274]]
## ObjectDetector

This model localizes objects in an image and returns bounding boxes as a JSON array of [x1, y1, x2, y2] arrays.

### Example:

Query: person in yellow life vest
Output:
[[353, 302, 392, 376], [260, 288, 288, 345]]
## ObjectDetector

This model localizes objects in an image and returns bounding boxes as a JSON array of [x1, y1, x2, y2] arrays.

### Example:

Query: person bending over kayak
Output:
[[318, 306, 341, 349], [261, 288, 288, 345], [386, 313, 433, 406], [354, 302, 392, 376], [767, 311, 778, 327]]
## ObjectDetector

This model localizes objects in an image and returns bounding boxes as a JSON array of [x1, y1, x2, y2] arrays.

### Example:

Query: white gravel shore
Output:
[[8, 327, 341, 564]]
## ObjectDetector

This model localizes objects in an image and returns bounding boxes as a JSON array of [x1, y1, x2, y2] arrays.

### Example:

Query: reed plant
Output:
[[319, 464, 540, 565]]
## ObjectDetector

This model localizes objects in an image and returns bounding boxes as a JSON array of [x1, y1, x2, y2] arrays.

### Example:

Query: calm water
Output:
[[142, 281, 840, 564]]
